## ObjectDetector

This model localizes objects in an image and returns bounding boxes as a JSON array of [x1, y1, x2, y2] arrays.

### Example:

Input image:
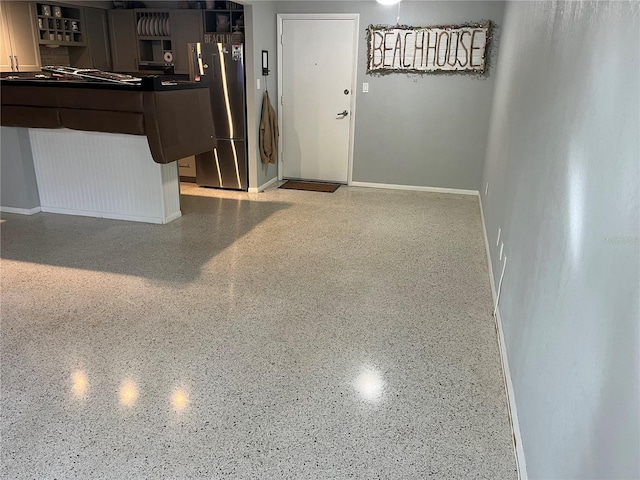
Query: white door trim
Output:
[[277, 13, 359, 185]]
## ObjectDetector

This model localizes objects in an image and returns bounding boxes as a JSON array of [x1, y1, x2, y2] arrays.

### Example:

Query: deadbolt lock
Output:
[[344, 89, 349, 95]]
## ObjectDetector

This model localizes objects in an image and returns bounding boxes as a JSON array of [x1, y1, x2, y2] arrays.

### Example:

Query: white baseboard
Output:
[[0, 206, 42, 215], [495, 306, 528, 480], [40, 206, 169, 224], [249, 176, 280, 193], [479, 196, 528, 480], [163, 211, 182, 224], [350, 181, 479, 196], [479, 196, 498, 301]]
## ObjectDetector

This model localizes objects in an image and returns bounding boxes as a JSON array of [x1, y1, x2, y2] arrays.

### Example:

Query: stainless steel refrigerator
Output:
[[190, 41, 247, 191]]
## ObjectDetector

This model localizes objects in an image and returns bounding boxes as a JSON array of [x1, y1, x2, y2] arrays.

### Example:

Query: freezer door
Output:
[[196, 139, 247, 191], [205, 43, 246, 140]]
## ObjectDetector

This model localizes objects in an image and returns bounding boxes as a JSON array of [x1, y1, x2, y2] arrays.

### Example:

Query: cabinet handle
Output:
[[10, 55, 14, 72], [15, 56, 19, 71]]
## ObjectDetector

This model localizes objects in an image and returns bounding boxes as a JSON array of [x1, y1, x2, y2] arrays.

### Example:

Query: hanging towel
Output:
[[259, 91, 279, 164]]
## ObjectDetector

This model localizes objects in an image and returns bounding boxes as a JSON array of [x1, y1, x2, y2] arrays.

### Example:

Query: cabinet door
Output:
[[85, 7, 111, 70], [108, 9, 137, 72], [0, 3, 14, 72], [5, 2, 40, 72], [178, 156, 196, 177], [170, 10, 203, 74]]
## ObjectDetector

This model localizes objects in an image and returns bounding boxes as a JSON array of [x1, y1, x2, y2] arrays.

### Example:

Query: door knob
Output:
[[337, 110, 348, 118]]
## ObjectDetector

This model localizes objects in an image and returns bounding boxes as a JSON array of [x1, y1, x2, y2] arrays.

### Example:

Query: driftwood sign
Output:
[[367, 23, 491, 74]]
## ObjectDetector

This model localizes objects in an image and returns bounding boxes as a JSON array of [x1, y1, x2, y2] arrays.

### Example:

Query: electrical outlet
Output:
[[485, 182, 489, 195], [257, 78, 261, 90], [499, 241, 504, 261], [362, 83, 369, 93]]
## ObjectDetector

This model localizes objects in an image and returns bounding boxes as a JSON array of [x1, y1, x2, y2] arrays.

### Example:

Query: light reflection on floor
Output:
[[354, 367, 384, 402]]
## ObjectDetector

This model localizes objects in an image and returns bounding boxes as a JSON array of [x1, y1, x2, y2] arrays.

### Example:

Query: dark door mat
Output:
[[278, 180, 342, 193]]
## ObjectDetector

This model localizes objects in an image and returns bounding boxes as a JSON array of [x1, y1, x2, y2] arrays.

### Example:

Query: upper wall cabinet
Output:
[[0, 1, 41, 73], [203, 1, 243, 35], [84, 7, 111, 71], [108, 9, 137, 73], [135, 11, 172, 68], [35, 2, 86, 47], [107, 8, 204, 75], [169, 10, 203, 74], [203, 2, 244, 45]]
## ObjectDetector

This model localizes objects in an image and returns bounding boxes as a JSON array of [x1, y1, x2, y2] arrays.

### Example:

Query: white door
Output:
[[280, 15, 358, 183]]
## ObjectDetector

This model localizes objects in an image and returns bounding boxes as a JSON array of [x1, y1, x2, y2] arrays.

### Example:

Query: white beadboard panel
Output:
[[28, 129, 181, 224], [160, 162, 181, 224]]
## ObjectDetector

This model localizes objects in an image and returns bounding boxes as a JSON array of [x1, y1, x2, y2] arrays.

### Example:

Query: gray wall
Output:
[[480, 1, 639, 478], [270, 0, 504, 191], [245, 1, 279, 190], [0, 127, 40, 210]]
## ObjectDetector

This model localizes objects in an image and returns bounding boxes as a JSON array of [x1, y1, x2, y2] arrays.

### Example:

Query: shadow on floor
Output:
[[0, 193, 291, 284]]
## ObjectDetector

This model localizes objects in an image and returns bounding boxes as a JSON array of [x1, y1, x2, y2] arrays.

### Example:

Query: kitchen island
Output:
[[0, 75, 215, 224]]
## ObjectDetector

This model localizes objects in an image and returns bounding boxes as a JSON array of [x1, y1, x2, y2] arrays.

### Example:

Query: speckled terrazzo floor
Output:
[[1, 184, 517, 479]]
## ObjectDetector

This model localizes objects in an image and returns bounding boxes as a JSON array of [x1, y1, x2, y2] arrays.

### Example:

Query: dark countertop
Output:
[[0, 75, 207, 91], [1, 75, 216, 165]]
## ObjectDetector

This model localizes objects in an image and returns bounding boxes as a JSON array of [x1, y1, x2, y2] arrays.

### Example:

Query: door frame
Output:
[[277, 13, 359, 185]]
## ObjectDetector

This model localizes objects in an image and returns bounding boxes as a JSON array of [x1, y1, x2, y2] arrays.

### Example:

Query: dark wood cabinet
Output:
[[108, 9, 137, 72], [203, 4, 244, 35], [84, 8, 111, 70], [169, 10, 203, 74], [35, 2, 86, 47]]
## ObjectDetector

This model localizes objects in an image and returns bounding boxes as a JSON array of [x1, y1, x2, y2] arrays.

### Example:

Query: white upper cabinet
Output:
[[0, 1, 41, 73]]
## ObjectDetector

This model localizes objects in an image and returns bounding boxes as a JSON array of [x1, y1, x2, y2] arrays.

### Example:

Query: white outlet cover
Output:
[[257, 78, 261, 90], [363, 83, 369, 93]]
